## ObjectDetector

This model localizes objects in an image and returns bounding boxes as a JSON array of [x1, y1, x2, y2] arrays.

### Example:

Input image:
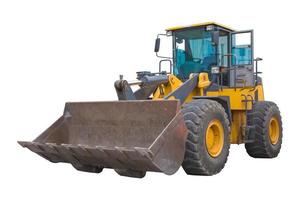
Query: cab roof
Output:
[[166, 22, 234, 32]]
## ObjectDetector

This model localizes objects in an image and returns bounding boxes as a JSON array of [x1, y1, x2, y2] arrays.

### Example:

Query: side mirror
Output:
[[212, 31, 219, 46], [154, 38, 161, 52]]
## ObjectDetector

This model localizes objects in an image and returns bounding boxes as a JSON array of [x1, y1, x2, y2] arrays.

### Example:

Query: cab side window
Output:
[[231, 32, 252, 66]]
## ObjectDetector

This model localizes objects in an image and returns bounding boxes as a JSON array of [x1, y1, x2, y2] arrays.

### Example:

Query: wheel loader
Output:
[[18, 22, 283, 178]]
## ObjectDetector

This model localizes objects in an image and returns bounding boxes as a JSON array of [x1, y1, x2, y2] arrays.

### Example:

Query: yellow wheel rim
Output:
[[269, 117, 280, 145], [205, 119, 224, 157]]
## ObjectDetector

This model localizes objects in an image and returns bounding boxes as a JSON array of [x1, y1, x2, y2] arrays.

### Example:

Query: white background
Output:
[[1, 0, 299, 199]]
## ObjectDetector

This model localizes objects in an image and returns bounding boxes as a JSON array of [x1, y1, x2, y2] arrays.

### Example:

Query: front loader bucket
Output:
[[18, 100, 187, 177]]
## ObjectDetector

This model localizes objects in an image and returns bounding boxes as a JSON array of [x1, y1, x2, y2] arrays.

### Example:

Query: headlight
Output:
[[211, 66, 220, 74]]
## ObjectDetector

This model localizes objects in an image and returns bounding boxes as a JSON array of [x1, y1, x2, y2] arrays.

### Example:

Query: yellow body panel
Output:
[[153, 74, 183, 100], [153, 73, 265, 144], [230, 111, 246, 144], [166, 21, 235, 32], [206, 85, 264, 110]]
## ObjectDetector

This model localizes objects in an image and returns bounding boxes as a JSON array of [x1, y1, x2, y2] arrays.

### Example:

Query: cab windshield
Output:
[[173, 28, 217, 79]]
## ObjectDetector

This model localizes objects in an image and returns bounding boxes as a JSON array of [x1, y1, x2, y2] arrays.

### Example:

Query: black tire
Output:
[[182, 99, 230, 175], [245, 101, 282, 158]]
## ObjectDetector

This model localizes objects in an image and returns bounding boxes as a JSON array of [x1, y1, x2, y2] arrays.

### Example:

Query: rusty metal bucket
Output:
[[18, 100, 187, 177]]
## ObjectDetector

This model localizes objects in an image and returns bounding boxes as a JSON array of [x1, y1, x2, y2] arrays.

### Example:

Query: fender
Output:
[[192, 96, 232, 124]]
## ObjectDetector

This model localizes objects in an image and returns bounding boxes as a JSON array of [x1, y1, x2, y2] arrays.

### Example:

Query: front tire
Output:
[[182, 100, 230, 175], [245, 101, 282, 158]]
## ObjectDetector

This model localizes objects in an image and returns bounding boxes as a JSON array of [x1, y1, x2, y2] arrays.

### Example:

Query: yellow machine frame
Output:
[[153, 73, 265, 144]]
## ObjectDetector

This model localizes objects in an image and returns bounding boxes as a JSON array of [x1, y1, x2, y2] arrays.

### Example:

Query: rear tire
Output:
[[245, 101, 282, 158], [182, 100, 230, 175]]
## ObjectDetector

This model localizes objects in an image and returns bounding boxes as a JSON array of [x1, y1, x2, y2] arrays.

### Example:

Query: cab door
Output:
[[230, 30, 254, 87]]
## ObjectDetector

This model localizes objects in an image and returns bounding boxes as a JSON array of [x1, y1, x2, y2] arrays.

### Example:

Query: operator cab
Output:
[[155, 22, 255, 87]]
